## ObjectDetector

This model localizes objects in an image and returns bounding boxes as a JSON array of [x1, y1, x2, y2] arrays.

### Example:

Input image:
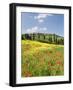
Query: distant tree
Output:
[[32, 33, 35, 40], [49, 36, 52, 43], [53, 34, 56, 43], [57, 38, 64, 45], [57, 39, 60, 44], [48, 36, 49, 42], [24, 34, 29, 40], [60, 39, 64, 45], [38, 33, 40, 40], [43, 34, 45, 40], [62, 39, 64, 45], [25, 34, 28, 39], [21, 35, 25, 40], [30, 34, 33, 40], [55, 35, 57, 44]]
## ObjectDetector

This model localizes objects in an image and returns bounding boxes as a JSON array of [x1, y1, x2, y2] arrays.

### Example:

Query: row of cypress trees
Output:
[[22, 33, 64, 45]]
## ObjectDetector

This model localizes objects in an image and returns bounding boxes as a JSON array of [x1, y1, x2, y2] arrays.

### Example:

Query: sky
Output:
[[21, 12, 64, 36]]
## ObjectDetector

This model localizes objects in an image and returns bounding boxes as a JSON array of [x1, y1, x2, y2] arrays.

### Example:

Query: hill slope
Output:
[[21, 40, 64, 77]]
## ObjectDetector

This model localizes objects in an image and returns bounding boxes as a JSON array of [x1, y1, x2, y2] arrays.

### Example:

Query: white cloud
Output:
[[43, 27, 47, 31], [34, 13, 53, 23], [34, 14, 48, 19], [38, 19, 44, 23], [34, 14, 48, 23], [24, 26, 47, 33], [26, 26, 38, 33]]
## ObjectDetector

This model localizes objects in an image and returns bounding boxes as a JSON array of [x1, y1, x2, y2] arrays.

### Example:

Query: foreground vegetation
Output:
[[21, 40, 64, 77]]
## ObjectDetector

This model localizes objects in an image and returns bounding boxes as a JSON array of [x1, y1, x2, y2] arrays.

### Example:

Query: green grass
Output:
[[21, 40, 64, 77]]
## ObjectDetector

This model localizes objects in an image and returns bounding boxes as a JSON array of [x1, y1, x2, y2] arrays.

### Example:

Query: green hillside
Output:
[[21, 40, 64, 77], [22, 33, 64, 45]]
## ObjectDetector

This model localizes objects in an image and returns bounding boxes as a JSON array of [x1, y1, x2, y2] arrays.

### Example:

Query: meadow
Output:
[[21, 40, 64, 77]]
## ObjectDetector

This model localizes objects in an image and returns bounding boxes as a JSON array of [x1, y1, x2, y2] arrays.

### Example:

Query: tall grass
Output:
[[21, 40, 64, 77]]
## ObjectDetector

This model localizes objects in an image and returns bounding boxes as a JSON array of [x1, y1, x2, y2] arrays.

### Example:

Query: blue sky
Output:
[[21, 12, 64, 36]]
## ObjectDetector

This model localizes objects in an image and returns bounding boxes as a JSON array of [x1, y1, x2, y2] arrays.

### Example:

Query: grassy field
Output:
[[21, 40, 64, 77]]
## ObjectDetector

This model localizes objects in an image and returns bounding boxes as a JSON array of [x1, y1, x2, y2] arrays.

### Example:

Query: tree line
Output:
[[22, 33, 64, 45]]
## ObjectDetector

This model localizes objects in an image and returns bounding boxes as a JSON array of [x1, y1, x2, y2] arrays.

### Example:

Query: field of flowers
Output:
[[21, 40, 64, 77]]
